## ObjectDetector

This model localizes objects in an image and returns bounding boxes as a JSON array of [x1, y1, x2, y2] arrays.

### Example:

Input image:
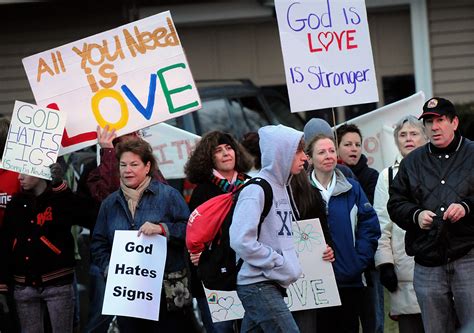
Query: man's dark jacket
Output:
[[387, 135, 474, 267]]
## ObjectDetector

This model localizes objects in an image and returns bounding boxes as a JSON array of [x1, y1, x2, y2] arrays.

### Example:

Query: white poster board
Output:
[[274, 0, 378, 112], [102, 230, 167, 321], [1, 101, 66, 179], [337, 91, 425, 171], [206, 218, 340, 322], [140, 123, 200, 180], [22, 11, 201, 155]]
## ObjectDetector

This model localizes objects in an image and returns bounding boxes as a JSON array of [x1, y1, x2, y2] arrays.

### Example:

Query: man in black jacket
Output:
[[387, 97, 474, 333]]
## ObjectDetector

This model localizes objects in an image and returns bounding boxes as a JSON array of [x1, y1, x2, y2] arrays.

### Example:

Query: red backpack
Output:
[[186, 177, 273, 290]]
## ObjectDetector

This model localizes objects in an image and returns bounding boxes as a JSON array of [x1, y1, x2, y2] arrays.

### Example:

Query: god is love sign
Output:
[[22, 11, 201, 155], [1, 101, 66, 180], [275, 0, 379, 111]]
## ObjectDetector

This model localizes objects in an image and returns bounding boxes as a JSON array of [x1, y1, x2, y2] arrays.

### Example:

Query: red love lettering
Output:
[[318, 32, 334, 51], [307, 33, 322, 53], [46, 103, 97, 147]]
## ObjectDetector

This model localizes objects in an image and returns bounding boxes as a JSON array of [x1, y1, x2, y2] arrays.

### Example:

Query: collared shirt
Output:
[[311, 170, 336, 207]]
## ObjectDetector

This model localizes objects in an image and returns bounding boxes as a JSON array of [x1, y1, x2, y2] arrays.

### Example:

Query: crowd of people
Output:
[[0, 96, 473, 333]]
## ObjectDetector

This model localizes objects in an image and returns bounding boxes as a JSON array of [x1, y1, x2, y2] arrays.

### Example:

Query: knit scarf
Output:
[[120, 176, 152, 218], [210, 170, 247, 193]]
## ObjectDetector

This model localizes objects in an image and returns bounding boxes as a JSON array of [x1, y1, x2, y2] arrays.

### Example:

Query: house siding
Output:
[[428, 0, 474, 103], [0, 4, 126, 116]]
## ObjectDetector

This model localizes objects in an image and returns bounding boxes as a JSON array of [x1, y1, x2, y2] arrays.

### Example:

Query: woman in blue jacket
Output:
[[306, 134, 380, 333], [91, 138, 193, 332]]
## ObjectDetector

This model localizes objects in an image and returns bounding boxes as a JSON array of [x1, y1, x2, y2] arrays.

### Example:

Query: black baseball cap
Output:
[[419, 97, 457, 120]]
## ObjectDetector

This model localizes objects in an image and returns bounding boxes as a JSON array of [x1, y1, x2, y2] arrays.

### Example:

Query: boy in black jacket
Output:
[[0, 164, 94, 332]]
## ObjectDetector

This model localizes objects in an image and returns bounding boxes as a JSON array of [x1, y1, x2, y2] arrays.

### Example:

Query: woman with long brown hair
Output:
[[184, 131, 251, 333]]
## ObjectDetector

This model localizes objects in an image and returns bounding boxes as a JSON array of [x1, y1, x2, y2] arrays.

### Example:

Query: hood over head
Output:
[[258, 125, 303, 185]]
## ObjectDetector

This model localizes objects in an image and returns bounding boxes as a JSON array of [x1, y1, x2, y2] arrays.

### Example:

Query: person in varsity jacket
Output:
[[0, 163, 94, 332]]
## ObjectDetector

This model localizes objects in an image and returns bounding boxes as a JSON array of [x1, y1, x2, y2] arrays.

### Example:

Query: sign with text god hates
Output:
[[1, 101, 66, 180], [22, 11, 201, 155], [102, 231, 167, 321], [206, 218, 340, 322], [275, 0, 378, 111]]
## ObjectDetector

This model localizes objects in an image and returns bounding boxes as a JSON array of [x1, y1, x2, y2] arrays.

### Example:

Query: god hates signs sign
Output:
[[22, 11, 201, 155], [275, 0, 379, 112], [103, 231, 167, 321], [1, 101, 66, 180]]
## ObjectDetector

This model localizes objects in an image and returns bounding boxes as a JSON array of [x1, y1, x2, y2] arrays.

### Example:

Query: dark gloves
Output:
[[49, 163, 64, 187], [379, 263, 398, 292]]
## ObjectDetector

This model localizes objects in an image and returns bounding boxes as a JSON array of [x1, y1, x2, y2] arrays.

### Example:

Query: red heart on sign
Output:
[[318, 32, 334, 51], [46, 103, 97, 147]]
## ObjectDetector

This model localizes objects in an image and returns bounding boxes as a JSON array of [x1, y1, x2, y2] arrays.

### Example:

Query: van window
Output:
[[197, 97, 269, 138]]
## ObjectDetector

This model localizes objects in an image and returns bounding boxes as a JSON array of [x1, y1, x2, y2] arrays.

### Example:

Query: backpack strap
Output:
[[237, 177, 273, 235], [248, 177, 273, 217], [388, 166, 394, 188], [235, 177, 273, 271], [252, 177, 273, 236]]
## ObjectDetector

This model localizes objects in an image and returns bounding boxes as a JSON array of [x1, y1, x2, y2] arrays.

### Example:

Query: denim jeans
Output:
[[14, 283, 74, 333], [414, 248, 474, 333], [237, 282, 299, 333], [84, 264, 113, 333], [72, 272, 80, 329]]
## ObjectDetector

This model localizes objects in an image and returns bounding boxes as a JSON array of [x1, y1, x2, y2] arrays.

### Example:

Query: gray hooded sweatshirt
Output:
[[230, 125, 303, 288]]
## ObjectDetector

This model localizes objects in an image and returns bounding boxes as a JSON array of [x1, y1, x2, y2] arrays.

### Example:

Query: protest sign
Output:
[[274, 0, 378, 112], [102, 231, 167, 321], [205, 218, 340, 322], [338, 91, 424, 172], [1, 101, 66, 179], [22, 11, 201, 155], [139, 123, 200, 180]]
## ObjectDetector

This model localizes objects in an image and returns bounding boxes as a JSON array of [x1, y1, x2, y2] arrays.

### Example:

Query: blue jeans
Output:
[[237, 282, 299, 333], [414, 248, 474, 333], [84, 264, 113, 333], [72, 272, 80, 329], [14, 283, 74, 333]]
